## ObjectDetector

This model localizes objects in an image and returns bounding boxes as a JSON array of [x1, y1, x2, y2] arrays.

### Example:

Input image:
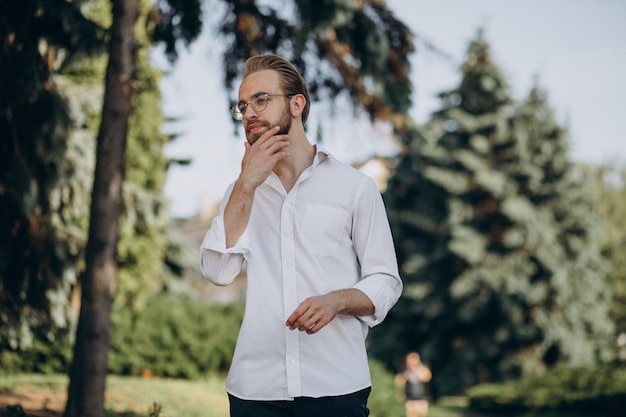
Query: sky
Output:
[[158, 0, 626, 218]]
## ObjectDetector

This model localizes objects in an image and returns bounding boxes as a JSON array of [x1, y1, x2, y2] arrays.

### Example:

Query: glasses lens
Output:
[[252, 95, 269, 113], [231, 104, 243, 121]]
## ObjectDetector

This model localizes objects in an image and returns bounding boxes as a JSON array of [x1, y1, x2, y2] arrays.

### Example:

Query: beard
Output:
[[246, 107, 292, 144]]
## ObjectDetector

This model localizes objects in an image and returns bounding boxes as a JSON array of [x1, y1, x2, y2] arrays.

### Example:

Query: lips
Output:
[[247, 122, 268, 135]]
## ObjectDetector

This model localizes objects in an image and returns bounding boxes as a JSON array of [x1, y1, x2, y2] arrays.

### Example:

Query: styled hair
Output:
[[243, 54, 311, 124]]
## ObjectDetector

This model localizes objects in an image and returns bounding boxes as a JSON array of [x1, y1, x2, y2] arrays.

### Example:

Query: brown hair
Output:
[[243, 54, 311, 124]]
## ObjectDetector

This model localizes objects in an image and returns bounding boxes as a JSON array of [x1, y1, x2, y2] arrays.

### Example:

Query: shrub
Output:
[[467, 365, 626, 417], [1, 294, 244, 379], [108, 294, 244, 378], [0, 335, 72, 375]]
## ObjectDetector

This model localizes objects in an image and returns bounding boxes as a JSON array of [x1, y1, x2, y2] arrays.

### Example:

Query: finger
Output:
[[297, 312, 318, 331], [252, 126, 281, 147], [305, 316, 331, 334], [305, 322, 319, 334], [264, 137, 289, 154], [286, 311, 306, 330], [286, 302, 312, 330], [297, 309, 328, 333]]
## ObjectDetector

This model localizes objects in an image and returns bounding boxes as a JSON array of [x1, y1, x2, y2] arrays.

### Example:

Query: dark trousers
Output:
[[228, 387, 371, 417]]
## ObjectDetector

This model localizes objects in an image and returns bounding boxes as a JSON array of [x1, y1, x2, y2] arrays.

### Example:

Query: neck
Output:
[[273, 125, 315, 191]]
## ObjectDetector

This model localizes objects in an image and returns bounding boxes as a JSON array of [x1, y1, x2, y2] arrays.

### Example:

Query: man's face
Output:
[[239, 70, 292, 144]]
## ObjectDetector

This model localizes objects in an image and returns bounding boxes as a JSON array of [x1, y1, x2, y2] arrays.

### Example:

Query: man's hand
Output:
[[239, 126, 290, 190], [286, 293, 341, 335], [286, 289, 374, 335], [224, 126, 289, 248]]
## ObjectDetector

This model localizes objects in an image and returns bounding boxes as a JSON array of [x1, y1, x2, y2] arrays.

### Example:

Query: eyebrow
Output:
[[238, 92, 268, 104]]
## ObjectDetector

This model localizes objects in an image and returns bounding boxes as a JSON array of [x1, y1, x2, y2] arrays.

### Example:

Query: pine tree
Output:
[[511, 86, 613, 366], [369, 32, 614, 397], [587, 163, 626, 358]]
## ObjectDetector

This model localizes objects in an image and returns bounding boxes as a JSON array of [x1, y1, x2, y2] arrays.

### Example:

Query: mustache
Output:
[[246, 120, 270, 131]]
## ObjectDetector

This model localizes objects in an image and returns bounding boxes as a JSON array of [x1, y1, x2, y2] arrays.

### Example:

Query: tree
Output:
[[0, 0, 180, 354], [213, 0, 414, 119], [587, 163, 626, 358], [0, 0, 105, 350], [511, 85, 613, 365], [369, 32, 613, 397], [64, 0, 140, 414]]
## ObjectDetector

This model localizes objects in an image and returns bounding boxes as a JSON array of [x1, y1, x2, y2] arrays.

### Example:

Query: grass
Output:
[[428, 396, 470, 417], [0, 373, 229, 417], [0, 374, 602, 417]]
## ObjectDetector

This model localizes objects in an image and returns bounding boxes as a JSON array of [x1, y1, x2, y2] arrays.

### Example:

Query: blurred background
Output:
[[1, 1, 625, 416], [161, 0, 626, 218]]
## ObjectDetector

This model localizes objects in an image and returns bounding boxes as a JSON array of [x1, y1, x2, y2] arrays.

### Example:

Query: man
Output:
[[200, 54, 402, 417]]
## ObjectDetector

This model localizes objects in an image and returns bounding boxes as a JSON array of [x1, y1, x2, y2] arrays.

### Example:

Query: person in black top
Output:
[[395, 352, 432, 417]]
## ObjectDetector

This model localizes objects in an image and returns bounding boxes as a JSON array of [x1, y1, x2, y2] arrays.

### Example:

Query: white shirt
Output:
[[200, 148, 402, 401]]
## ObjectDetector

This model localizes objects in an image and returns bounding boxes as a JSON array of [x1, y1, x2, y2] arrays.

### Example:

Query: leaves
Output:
[[213, 0, 414, 120]]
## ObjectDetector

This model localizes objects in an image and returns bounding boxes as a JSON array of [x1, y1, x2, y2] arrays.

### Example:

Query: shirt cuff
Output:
[[201, 214, 250, 255], [353, 275, 402, 327]]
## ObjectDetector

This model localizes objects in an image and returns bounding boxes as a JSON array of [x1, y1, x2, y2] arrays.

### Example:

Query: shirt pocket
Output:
[[301, 203, 348, 256]]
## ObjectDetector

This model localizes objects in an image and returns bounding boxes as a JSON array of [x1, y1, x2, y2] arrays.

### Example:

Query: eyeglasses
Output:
[[231, 93, 293, 121]]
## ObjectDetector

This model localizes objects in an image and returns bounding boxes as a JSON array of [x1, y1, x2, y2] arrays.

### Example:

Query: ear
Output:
[[290, 94, 307, 118]]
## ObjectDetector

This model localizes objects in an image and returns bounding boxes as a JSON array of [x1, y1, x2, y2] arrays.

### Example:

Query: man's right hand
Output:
[[223, 126, 289, 248], [239, 126, 290, 190]]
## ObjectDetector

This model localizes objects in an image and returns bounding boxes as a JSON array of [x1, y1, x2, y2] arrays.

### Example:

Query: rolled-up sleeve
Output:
[[199, 186, 250, 286], [351, 178, 403, 327]]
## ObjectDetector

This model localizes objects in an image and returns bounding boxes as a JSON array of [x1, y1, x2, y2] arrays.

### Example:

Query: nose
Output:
[[242, 104, 258, 119]]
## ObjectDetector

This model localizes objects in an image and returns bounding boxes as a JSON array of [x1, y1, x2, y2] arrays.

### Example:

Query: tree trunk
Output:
[[64, 1, 138, 416]]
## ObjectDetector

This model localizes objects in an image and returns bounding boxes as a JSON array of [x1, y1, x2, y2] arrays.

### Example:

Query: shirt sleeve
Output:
[[351, 177, 403, 327], [199, 184, 250, 286]]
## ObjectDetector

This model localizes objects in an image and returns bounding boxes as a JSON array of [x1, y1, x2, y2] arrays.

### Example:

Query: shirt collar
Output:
[[313, 145, 331, 167]]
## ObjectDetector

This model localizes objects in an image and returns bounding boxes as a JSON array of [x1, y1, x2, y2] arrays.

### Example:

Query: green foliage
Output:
[[587, 163, 626, 352], [0, 0, 108, 348], [0, 332, 73, 375], [368, 359, 405, 417], [115, 33, 173, 310], [216, 0, 414, 119], [0, 0, 183, 350], [148, 0, 203, 62], [467, 365, 626, 417], [369, 32, 614, 397], [1, 294, 244, 379], [108, 295, 244, 379]]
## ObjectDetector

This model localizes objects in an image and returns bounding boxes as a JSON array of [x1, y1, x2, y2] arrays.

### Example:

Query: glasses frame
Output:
[[231, 93, 294, 121]]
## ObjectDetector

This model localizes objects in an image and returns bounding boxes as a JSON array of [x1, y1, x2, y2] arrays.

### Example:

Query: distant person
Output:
[[199, 54, 403, 417], [395, 352, 432, 417]]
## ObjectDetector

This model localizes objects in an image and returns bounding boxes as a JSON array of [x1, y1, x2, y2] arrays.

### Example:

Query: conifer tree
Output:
[[0, 0, 182, 351], [587, 163, 626, 357], [0, 0, 106, 349], [369, 32, 613, 397], [511, 86, 613, 365]]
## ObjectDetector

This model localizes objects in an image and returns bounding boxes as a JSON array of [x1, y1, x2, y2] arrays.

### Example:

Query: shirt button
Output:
[[290, 358, 296, 364]]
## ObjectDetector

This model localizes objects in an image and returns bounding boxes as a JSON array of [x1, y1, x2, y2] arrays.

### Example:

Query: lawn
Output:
[[0, 374, 592, 417], [0, 374, 473, 417], [0, 374, 229, 417]]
